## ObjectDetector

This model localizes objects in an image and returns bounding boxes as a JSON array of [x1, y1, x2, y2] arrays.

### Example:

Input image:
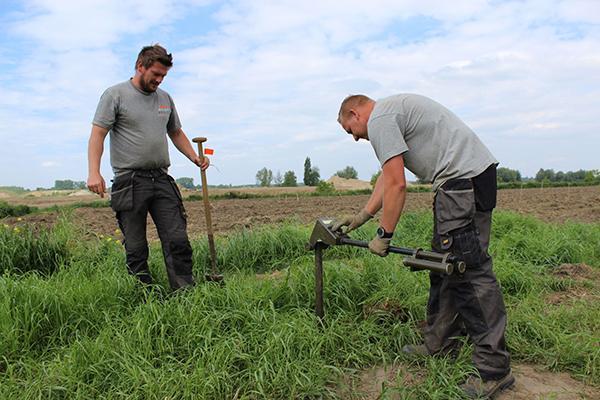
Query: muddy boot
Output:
[[460, 371, 515, 399]]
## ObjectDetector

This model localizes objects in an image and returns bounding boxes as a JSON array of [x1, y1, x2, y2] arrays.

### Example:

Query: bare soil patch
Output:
[[338, 363, 598, 399]]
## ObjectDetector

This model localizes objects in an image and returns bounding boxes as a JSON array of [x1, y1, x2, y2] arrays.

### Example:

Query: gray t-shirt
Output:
[[368, 94, 497, 191], [92, 79, 182, 175]]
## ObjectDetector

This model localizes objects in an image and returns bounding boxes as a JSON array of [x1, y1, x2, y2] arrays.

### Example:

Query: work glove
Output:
[[369, 235, 391, 257], [330, 209, 373, 234]]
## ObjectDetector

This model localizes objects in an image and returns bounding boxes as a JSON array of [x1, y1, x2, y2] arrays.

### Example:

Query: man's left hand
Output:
[[193, 156, 210, 171], [369, 235, 391, 257]]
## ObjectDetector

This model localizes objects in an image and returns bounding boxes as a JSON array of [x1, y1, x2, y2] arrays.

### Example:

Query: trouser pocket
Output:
[[110, 173, 134, 212], [443, 225, 485, 268], [166, 175, 187, 219], [433, 179, 485, 268]]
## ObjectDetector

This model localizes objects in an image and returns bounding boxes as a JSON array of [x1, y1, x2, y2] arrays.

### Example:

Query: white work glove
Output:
[[330, 209, 373, 234]]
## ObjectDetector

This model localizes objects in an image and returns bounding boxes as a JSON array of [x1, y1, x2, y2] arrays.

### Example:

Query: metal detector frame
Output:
[[308, 218, 466, 320]]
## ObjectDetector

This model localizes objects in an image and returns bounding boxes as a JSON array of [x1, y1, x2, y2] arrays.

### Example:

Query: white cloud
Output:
[[1, 0, 599, 188]]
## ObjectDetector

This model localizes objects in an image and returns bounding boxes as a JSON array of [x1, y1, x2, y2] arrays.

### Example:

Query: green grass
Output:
[[0, 211, 598, 399]]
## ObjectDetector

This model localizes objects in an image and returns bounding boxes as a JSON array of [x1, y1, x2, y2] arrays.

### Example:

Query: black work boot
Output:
[[460, 371, 515, 399]]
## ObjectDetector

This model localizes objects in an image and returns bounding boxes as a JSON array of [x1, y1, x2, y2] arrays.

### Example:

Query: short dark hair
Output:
[[135, 44, 173, 69]]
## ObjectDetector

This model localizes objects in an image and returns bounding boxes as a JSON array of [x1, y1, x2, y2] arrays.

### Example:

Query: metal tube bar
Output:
[[339, 237, 415, 256], [403, 257, 454, 275], [339, 237, 461, 265], [315, 244, 324, 320]]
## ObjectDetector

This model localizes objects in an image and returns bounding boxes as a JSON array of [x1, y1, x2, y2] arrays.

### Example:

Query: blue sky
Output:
[[1, 0, 599, 189]]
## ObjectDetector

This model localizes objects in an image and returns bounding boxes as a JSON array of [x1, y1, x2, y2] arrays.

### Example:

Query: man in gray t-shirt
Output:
[[87, 44, 209, 291], [333, 94, 513, 399]]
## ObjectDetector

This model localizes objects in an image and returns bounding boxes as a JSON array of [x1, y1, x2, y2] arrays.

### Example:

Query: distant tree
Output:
[[175, 177, 195, 189], [497, 167, 522, 183], [282, 170, 298, 187], [303, 157, 321, 186], [534, 168, 596, 183], [566, 169, 586, 182], [335, 166, 358, 179], [54, 180, 85, 190], [370, 170, 381, 188], [273, 170, 283, 186], [309, 167, 320, 186], [256, 167, 273, 187], [535, 168, 555, 182], [303, 157, 312, 185], [584, 170, 596, 183]]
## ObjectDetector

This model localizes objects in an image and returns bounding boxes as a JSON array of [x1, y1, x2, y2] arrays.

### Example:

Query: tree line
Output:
[[4, 166, 596, 193], [498, 167, 599, 184], [253, 157, 359, 187]]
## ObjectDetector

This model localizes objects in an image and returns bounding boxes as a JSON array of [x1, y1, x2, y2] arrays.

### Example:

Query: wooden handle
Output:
[[194, 137, 217, 275]]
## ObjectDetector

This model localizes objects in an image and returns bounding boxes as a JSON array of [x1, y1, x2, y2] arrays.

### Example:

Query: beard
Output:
[[140, 75, 159, 93]]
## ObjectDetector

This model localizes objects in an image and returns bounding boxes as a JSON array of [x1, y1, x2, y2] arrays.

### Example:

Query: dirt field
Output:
[[3, 186, 599, 241]]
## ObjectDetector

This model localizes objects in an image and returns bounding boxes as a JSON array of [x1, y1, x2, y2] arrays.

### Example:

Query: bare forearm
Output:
[[87, 125, 109, 197], [169, 129, 197, 161], [364, 173, 384, 215], [88, 127, 107, 175], [381, 184, 406, 232], [379, 155, 407, 233]]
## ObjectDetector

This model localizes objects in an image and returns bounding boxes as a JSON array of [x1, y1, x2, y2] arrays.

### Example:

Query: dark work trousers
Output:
[[110, 169, 195, 290], [424, 164, 511, 380]]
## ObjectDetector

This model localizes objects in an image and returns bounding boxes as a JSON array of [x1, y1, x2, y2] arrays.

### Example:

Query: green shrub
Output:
[[0, 201, 36, 218], [315, 181, 335, 195]]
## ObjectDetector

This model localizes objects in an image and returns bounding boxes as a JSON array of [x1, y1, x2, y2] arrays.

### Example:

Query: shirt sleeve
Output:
[[92, 89, 117, 130], [167, 94, 182, 133], [368, 114, 408, 166]]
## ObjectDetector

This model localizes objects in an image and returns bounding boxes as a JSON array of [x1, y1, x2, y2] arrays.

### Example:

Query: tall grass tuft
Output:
[[0, 223, 70, 276]]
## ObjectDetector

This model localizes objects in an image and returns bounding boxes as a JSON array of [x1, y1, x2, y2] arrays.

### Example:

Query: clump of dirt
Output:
[[552, 263, 595, 280], [326, 176, 372, 191], [546, 263, 599, 305], [336, 363, 599, 399], [546, 286, 598, 305], [362, 300, 411, 323], [337, 364, 419, 400]]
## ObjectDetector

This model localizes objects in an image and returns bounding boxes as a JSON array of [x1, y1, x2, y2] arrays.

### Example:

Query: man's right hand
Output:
[[330, 209, 373, 234], [87, 173, 106, 198]]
